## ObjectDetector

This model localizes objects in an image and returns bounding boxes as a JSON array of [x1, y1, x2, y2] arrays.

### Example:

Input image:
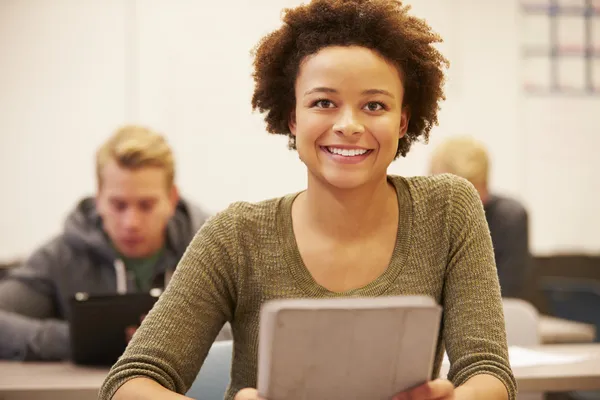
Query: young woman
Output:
[[100, 1, 516, 399]]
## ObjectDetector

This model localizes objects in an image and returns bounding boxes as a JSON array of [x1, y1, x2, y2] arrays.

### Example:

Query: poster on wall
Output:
[[520, 0, 600, 94]]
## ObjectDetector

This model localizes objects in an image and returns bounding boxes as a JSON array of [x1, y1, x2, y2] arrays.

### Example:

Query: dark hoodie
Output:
[[0, 196, 217, 361]]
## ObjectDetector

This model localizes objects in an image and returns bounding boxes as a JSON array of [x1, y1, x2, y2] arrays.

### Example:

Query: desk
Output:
[[2, 345, 600, 399], [0, 362, 107, 400], [439, 344, 600, 392], [512, 344, 600, 392], [539, 316, 596, 344]]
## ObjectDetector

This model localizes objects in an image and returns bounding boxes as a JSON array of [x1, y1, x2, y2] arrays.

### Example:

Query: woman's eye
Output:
[[365, 102, 385, 112], [313, 99, 335, 108]]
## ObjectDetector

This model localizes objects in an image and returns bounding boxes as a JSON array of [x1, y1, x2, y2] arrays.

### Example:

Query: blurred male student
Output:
[[0, 125, 231, 361], [429, 135, 531, 299]]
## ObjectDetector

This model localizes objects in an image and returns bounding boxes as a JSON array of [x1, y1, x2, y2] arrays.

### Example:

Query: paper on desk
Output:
[[507, 346, 591, 367], [442, 346, 591, 368]]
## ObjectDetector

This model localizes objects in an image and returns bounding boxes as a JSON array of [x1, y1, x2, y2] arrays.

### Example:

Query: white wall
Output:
[[0, 0, 598, 260], [0, 0, 130, 259], [134, 0, 308, 209], [522, 97, 600, 254]]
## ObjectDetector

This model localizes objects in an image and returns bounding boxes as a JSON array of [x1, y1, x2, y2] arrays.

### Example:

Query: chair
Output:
[[0, 259, 21, 280], [540, 277, 600, 343], [541, 278, 600, 400], [502, 298, 543, 400], [502, 298, 541, 346], [186, 340, 233, 400]]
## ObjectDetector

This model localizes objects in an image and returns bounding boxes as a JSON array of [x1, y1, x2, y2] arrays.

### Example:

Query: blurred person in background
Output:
[[430, 135, 531, 299], [0, 125, 230, 361]]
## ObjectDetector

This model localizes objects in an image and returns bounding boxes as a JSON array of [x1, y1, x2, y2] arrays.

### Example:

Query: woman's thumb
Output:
[[234, 388, 265, 400]]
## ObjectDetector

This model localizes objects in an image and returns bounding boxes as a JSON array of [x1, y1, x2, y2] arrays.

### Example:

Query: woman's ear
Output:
[[399, 106, 411, 138], [288, 109, 297, 136]]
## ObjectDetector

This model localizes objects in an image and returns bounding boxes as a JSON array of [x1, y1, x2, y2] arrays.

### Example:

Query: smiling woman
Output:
[[290, 45, 407, 191], [99, 2, 516, 400], [251, 0, 448, 160]]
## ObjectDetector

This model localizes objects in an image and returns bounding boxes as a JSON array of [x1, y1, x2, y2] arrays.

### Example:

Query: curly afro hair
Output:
[[250, 0, 449, 158]]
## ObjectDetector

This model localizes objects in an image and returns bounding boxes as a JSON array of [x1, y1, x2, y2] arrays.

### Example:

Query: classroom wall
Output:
[[0, 0, 131, 260], [0, 0, 598, 260]]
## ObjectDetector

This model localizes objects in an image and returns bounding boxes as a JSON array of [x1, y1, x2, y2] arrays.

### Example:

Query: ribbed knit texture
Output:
[[99, 174, 517, 400]]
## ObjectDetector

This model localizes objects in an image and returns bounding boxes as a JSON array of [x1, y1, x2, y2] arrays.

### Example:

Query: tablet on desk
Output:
[[68, 290, 161, 366], [257, 295, 442, 400]]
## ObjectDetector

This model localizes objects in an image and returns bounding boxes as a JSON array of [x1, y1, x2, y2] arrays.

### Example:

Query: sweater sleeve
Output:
[[442, 176, 517, 400], [98, 205, 240, 399], [0, 240, 70, 361]]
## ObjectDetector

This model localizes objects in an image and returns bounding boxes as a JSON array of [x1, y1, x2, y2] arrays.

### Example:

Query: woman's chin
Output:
[[316, 169, 376, 191]]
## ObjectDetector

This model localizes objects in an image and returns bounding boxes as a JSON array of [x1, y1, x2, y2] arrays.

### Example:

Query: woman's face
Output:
[[290, 45, 409, 190]]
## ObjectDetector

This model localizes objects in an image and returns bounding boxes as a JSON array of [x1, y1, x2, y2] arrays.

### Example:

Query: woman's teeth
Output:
[[327, 147, 368, 157]]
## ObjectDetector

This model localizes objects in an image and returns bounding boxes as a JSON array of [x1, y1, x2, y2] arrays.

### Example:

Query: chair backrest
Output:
[[186, 340, 233, 400], [502, 298, 541, 346], [0, 259, 21, 280], [502, 299, 544, 400], [541, 278, 600, 343]]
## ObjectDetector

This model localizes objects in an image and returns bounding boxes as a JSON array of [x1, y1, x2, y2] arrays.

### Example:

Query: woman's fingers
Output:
[[393, 379, 455, 400], [233, 388, 265, 400]]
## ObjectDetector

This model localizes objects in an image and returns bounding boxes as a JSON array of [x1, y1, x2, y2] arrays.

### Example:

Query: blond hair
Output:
[[430, 136, 489, 188], [96, 125, 175, 188]]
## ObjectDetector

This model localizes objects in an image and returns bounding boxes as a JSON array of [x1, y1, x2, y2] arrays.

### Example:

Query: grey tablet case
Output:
[[257, 295, 442, 400]]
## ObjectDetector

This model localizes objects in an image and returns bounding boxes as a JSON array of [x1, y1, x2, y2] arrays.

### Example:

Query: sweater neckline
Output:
[[277, 175, 413, 297]]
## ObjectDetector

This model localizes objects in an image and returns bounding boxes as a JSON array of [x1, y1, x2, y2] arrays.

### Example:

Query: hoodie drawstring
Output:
[[114, 258, 172, 295], [113, 259, 127, 294], [164, 268, 173, 288]]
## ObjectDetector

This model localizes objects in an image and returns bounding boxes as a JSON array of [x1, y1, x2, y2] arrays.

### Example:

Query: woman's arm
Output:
[[455, 374, 509, 400], [112, 378, 193, 400], [441, 176, 516, 399], [98, 209, 240, 399], [390, 374, 508, 400]]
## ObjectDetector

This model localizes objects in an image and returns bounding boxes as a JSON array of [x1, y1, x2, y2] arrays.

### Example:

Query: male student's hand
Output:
[[124, 314, 147, 344], [234, 388, 265, 400], [393, 379, 455, 400]]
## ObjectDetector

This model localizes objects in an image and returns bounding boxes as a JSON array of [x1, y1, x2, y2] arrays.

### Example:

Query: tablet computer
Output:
[[257, 295, 442, 400], [68, 290, 161, 366]]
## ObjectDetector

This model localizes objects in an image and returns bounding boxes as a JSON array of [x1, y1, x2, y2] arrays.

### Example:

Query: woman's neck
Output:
[[296, 174, 398, 240]]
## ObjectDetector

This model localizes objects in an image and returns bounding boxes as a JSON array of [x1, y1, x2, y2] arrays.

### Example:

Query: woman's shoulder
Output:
[[390, 173, 480, 205], [198, 194, 293, 238], [390, 173, 473, 193], [388, 174, 482, 229]]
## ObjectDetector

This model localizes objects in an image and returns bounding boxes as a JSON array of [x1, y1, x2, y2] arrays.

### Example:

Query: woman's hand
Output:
[[234, 388, 265, 400], [233, 379, 455, 400], [393, 379, 455, 400]]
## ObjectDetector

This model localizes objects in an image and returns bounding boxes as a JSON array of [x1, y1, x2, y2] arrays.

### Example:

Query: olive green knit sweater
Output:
[[99, 174, 516, 400]]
